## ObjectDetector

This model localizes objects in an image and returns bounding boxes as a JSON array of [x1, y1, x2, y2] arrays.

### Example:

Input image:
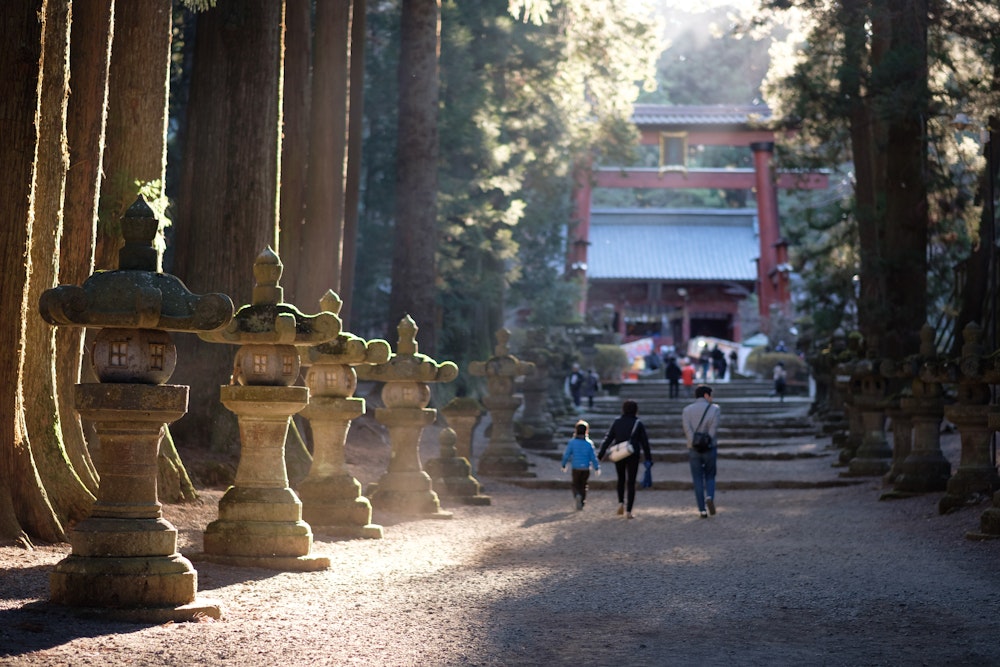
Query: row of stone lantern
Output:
[[816, 322, 1000, 539], [37, 197, 541, 620]]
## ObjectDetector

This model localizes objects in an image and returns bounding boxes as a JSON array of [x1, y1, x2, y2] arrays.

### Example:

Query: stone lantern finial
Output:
[[118, 196, 159, 271], [398, 314, 418, 356], [252, 246, 284, 306]]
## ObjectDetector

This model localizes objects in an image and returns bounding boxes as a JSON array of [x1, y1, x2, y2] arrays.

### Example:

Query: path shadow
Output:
[[521, 510, 576, 528]]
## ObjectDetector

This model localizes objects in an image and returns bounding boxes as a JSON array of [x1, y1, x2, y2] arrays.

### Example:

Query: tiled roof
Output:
[[631, 104, 774, 128], [587, 208, 759, 282]]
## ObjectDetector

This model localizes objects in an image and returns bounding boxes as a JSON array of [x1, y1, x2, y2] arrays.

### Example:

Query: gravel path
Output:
[[3, 469, 1000, 666]]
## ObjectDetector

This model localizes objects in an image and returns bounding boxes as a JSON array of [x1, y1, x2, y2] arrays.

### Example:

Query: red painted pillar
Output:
[[569, 161, 593, 317], [774, 238, 791, 316], [751, 141, 779, 320]]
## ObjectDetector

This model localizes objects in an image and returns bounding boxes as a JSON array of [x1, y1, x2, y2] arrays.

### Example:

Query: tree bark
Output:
[[0, 0, 64, 546], [24, 0, 97, 527], [389, 0, 441, 354], [843, 0, 889, 352], [278, 0, 311, 303], [59, 0, 114, 495], [97, 0, 172, 271], [300, 0, 351, 307], [340, 0, 367, 329], [880, 0, 929, 357], [172, 0, 285, 453]]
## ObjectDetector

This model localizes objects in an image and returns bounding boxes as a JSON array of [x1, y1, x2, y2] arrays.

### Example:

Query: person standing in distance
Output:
[[567, 363, 584, 409], [682, 385, 721, 518], [597, 400, 652, 519]]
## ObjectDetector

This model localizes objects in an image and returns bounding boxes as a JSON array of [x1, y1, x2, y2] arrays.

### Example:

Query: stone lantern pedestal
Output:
[[515, 330, 558, 450], [472, 329, 536, 478], [440, 396, 484, 465], [197, 247, 339, 570], [425, 428, 491, 505], [844, 356, 893, 477], [936, 324, 1000, 514], [968, 409, 1000, 539], [297, 291, 390, 538], [356, 316, 458, 518], [201, 384, 329, 568], [50, 383, 219, 619], [880, 327, 950, 497], [39, 197, 232, 621]]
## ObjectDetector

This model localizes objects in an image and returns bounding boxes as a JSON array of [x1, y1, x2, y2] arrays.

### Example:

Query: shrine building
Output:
[[567, 104, 829, 348]]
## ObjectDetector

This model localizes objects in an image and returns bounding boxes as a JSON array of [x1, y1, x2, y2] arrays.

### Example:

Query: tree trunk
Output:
[[389, 0, 441, 354], [278, 0, 311, 303], [59, 0, 114, 495], [97, 0, 172, 271], [880, 0, 929, 358], [340, 0, 367, 329], [24, 0, 97, 527], [300, 0, 351, 307], [0, 0, 64, 547], [171, 0, 285, 453], [844, 0, 889, 352], [100, 0, 199, 502]]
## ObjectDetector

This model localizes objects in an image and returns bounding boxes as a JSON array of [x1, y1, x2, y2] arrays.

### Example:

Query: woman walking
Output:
[[597, 400, 652, 519]]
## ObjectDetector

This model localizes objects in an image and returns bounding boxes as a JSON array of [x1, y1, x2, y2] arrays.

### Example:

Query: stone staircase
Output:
[[515, 377, 857, 490]]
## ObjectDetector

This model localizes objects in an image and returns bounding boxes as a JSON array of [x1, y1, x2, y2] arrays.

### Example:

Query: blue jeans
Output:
[[689, 447, 717, 512]]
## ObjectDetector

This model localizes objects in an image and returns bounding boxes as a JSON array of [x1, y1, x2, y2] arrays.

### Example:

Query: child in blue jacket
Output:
[[562, 420, 600, 510]]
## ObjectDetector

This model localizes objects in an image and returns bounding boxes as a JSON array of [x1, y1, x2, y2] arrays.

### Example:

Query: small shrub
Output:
[[591, 344, 630, 385], [745, 349, 808, 385]]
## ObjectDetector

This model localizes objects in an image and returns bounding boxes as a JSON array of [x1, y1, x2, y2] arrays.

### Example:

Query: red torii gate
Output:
[[569, 105, 830, 321]]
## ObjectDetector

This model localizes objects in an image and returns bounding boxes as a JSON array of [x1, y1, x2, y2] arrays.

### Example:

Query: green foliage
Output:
[[590, 343, 629, 384], [637, 5, 774, 106], [179, 0, 216, 11], [354, 0, 659, 370], [745, 350, 806, 383], [757, 0, 1000, 353]]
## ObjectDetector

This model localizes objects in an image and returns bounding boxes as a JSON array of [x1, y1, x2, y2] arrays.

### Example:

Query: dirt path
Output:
[[3, 476, 999, 666]]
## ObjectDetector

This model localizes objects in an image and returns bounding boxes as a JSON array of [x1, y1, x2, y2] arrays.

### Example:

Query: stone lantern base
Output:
[[197, 385, 330, 571], [425, 456, 492, 506], [200, 486, 331, 572], [298, 473, 384, 539], [51, 384, 220, 622], [368, 471, 453, 518], [50, 548, 221, 623]]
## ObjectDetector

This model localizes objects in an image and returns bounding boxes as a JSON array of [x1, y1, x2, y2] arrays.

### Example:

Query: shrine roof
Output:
[[631, 104, 774, 128], [587, 208, 759, 283]]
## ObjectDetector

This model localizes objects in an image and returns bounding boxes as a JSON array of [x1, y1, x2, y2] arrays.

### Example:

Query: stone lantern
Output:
[[197, 247, 340, 570], [297, 290, 390, 538], [355, 315, 458, 516], [471, 328, 536, 477], [440, 396, 485, 465], [879, 324, 950, 498], [424, 427, 491, 505], [927, 322, 1000, 514], [514, 328, 559, 450], [38, 196, 233, 621], [842, 337, 893, 478]]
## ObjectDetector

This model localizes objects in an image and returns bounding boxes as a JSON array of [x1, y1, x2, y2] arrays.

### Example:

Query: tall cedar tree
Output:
[[171, 0, 284, 453], [1, 0, 67, 545], [60, 0, 114, 496], [24, 0, 96, 529], [389, 0, 441, 354]]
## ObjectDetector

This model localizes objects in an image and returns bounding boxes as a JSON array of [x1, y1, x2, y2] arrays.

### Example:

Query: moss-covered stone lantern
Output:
[[297, 290, 390, 538], [355, 315, 458, 517], [196, 247, 339, 570], [38, 196, 233, 621]]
